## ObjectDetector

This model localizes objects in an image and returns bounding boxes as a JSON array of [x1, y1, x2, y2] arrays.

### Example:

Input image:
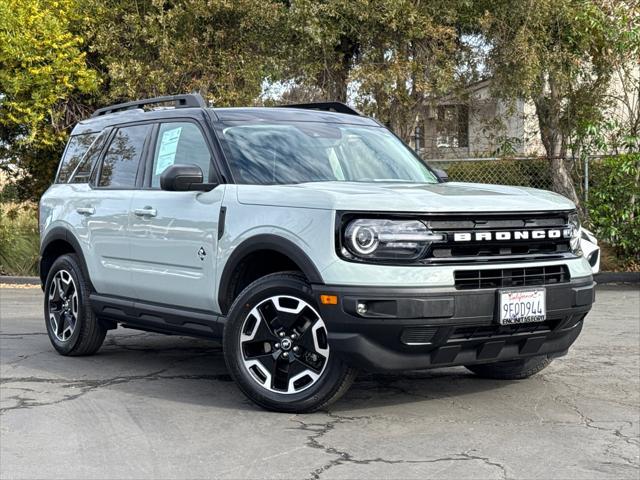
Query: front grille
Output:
[[450, 320, 560, 340], [425, 212, 572, 262], [454, 265, 570, 290]]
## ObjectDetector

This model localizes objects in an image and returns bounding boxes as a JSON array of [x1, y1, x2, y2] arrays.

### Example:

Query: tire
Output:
[[223, 271, 357, 413], [44, 254, 106, 356], [466, 355, 552, 380]]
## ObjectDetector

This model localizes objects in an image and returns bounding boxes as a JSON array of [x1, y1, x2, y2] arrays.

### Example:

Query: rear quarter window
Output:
[[56, 133, 99, 183], [68, 130, 109, 184]]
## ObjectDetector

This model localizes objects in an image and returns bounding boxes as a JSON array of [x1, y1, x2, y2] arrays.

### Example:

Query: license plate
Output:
[[498, 288, 546, 325]]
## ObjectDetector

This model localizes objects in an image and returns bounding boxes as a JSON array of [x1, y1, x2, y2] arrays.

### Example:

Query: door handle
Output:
[[134, 207, 157, 218], [76, 207, 95, 216]]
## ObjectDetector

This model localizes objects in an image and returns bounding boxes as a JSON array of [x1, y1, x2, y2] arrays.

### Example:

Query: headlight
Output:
[[564, 212, 582, 255], [343, 219, 445, 261]]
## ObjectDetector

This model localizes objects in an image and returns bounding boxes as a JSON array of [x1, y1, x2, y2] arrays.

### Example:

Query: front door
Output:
[[129, 121, 224, 311]]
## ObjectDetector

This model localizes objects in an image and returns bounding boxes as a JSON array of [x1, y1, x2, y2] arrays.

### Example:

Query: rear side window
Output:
[[56, 133, 99, 183], [98, 124, 151, 188]]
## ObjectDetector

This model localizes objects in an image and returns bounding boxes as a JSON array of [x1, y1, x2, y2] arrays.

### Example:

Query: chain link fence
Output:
[[427, 156, 606, 202]]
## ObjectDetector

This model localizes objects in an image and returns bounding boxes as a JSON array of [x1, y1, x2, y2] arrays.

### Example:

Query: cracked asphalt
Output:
[[1, 285, 639, 480]]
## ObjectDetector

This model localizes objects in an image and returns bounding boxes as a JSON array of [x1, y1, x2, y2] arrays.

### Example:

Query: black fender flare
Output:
[[39, 226, 94, 291], [217, 234, 324, 313]]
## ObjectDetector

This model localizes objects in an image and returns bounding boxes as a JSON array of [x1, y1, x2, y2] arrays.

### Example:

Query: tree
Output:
[[285, 0, 365, 103], [352, 1, 459, 140], [85, 0, 288, 106], [0, 0, 100, 199], [478, 0, 637, 206], [286, 0, 459, 140]]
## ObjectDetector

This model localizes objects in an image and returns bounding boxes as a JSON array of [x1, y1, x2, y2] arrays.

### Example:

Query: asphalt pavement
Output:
[[0, 285, 638, 479]]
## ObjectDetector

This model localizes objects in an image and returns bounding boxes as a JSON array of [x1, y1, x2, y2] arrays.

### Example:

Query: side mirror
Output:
[[434, 168, 448, 182], [160, 164, 216, 191]]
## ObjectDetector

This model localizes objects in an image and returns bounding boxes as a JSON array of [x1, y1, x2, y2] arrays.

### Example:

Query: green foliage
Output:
[[287, 0, 459, 140], [0, 203, 39, 276], [86, 0, 288, 106], [444, 159, 552, 190], [0, 182, 20, 203], [477, 0, 639, 204], [0, 0, 637, 212], [587, 154, 640, 263], [0, 0, 100, 199]]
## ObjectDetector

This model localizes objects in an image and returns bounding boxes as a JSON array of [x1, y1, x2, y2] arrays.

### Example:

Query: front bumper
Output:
[[312, 277, 595, 372]]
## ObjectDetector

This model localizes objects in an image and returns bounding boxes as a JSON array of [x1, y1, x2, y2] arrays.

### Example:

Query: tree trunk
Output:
[[534, 90, 581, 208], [325, 35, 359, 102]]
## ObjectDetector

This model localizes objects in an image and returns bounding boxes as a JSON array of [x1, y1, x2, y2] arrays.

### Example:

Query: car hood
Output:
[[236, 181, 575, 212]]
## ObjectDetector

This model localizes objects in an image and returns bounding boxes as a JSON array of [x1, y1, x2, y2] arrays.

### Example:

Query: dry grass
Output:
[[600, 242, 640, 272], [0, 202, 39, 276], [0, 283, 40, 289]]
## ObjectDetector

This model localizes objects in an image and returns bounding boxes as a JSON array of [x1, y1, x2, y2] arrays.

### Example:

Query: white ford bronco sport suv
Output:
[[39, 94, 595, 412]]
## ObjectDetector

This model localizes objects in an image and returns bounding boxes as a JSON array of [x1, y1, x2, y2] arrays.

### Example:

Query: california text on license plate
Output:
[[498, 288, 546, 325]]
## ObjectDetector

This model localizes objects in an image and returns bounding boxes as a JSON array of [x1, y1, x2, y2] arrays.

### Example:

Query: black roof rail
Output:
[[91, 93, 207, 117], [277, 101, 361, 116]]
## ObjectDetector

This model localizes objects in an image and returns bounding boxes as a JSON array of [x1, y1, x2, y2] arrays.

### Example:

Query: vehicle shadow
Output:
[[9, 329, 516, 414]]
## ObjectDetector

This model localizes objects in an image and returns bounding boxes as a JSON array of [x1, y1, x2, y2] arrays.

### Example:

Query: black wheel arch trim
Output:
[[217, 234, 324, 314], [39, 226, 94, 291]]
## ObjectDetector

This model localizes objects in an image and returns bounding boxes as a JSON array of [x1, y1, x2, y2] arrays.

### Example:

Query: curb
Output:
[[0, 276, 40, 285], [594, 272, 640, 284]]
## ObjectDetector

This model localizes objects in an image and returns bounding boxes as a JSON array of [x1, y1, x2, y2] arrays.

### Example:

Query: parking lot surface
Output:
[[1, 285, 638, 479]]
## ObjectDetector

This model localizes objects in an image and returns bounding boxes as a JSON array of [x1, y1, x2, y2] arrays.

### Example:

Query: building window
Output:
[[436, 105, 468, 148], [413, 125, 424, 152]]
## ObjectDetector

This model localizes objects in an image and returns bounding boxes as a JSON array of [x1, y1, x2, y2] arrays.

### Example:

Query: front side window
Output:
[[56, 133, 99, 183], [217, 122, 438, 185], [151, 122, 212, 188], [98, 124, 151, 188]]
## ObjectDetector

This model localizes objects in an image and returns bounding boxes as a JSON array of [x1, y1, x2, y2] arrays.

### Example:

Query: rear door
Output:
[[85, 123, 152, 297], [129, 119, 224, 311]]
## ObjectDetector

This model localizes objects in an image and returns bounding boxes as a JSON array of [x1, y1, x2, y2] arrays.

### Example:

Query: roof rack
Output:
[[91, 93, 207, 117], [277, 101, 361, 116]]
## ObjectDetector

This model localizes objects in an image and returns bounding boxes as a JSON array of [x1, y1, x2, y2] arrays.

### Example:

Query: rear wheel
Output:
[[44, 254, 106, 356], [223, 272, 356, 413], [466, 355, 552, 380]]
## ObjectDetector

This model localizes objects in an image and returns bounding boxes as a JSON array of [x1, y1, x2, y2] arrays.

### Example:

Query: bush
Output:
[[0, 182, 20, 202], [0, 202, 39, 276], [587, 154, 640, 269], [444, 159, 552, 190]]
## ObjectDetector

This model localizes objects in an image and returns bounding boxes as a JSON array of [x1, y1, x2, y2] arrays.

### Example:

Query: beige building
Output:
[[413, 65, 639, 160]]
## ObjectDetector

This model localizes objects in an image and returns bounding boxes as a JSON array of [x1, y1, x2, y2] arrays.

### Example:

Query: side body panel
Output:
[[129, 186, 225, 311], [39, 184, 135, 297], [215, 185, 335, 313]]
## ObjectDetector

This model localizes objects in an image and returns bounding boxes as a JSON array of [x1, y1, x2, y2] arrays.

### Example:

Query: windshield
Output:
[[216, 121, 438, 185]]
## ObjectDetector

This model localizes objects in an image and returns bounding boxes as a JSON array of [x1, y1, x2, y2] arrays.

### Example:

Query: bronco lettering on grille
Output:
[[453, 229, 570, 242]]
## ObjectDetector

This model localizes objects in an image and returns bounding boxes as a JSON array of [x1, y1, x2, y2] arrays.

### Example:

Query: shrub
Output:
[[444, 159, 552, 190], [0, 202, 39, 276], [587, 154, 640, 267], [0, 182, 20, 202]]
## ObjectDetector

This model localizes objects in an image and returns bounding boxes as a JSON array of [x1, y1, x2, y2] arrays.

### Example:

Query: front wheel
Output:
[[466, 355, 552, 380], [44, 254, 107, 356], [223, 272, 357, 413]]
